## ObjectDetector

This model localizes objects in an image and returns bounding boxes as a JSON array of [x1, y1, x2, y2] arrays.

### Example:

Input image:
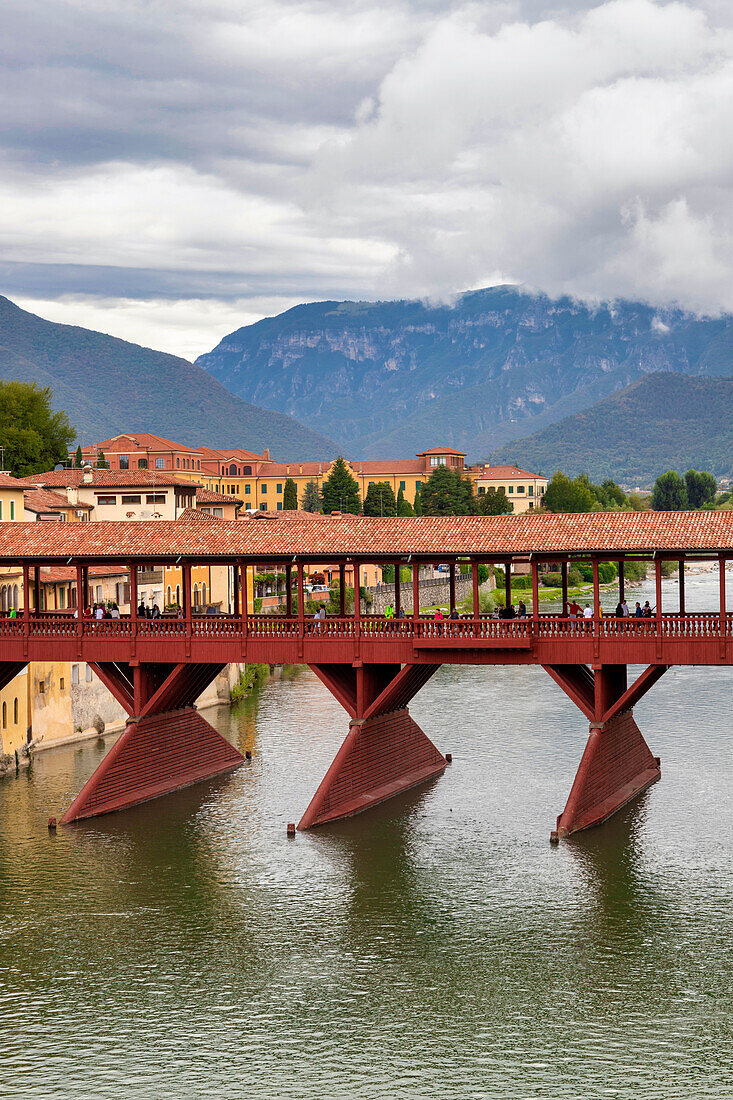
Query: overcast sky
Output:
[[2, 0, 732, 358]]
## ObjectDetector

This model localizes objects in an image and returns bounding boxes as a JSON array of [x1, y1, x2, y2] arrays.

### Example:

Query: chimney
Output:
[[330, 511, 342, 517], [82, 464, 94, 485], [299, 465, 303, 475], [286, 464, 290, 475], [66, 486, 78, 505], [263, 448, 270, 460]]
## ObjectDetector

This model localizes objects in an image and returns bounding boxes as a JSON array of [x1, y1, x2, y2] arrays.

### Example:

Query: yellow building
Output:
[[0, 474, 29, 756], [473, 465, 548, 513]]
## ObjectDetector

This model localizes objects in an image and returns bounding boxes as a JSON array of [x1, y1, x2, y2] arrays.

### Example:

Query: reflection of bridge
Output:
[[0, 511, 730, 838]]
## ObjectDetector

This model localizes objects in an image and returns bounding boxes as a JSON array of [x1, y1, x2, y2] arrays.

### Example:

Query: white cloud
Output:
[[1, 0, 732, 354]]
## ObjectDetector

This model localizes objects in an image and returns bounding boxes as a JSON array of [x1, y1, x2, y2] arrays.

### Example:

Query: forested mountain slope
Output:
[[197, 286, 733, 458]]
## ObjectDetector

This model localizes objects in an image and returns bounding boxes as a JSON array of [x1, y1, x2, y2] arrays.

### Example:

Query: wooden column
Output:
[[561, 560, 568, 616], [592, 557, 600, 619], [531, 558, 539, 622], [504, 560, 512, 610], [75, 563, 82, 634], [297, 561, 305, 625], [241, 561, 248, 627], [339, 563, 346, 617], [33, 566, 41, 616], [719, 554, 727, 633], [472, 559, 479, 623], [448, 562, 456, 612], [22, 563, 30, 620], [182, 562, 191, 621], [679, 559, 685, 616], [354, 563, 361, 624], [394, 562, 401, 617], [618, 560, 625, 603], [81, 565, 88, 612], [129, 562, 138, 618], [412, 563, 419, 621], [285, 563, 293, 617], [655, 557, 663, 628], [233, 563, 239, 616]]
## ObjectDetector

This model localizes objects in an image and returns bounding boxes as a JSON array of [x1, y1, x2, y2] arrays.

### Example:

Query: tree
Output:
[[651, 470, 688, 511], [543, 471, 596, 513], [475, 487, 513, 515], [74, 444, 83, 468], [421, 465, 475, 515], [301, 480, 323, 513], [0, 380, 76, 478], [684, 469, 716, 509], [413, 484, 423, 515], [363, 480, 397, 516], [322, 457, 361, 514], [283, 477, 298, 510], [396, 487, 413, 516], [95, 450, 108, 469]]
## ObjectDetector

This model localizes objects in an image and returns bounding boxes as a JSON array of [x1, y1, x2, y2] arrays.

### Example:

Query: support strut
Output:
[[299, 662, 445, 829], [60, 662, 242, 823], [546, 663, 665, 838]]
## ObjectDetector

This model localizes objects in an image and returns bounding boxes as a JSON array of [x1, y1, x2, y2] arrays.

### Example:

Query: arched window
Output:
[[175, 585, 181, 607], [1, 586, 6, 612], [13, 698, 18, 725], [193, 585, 199, 608], [13, 585, 19, 609], [229, 463, 238, 476], [2, 702, 6, 729], [242, 465, 252, 476], [202, 583, 207, 607], [176, 458, 180, 468]]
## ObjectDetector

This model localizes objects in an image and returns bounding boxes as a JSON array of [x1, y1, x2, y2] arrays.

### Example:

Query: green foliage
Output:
[[396, 487, 413, 516], [420, 465, 475, 516], [74, 444, 83, 468], [230, 663, 269, 703], [322, 457, 361, 514], [283, 477, 298, 509], [475, 487, 513, 515], [541, 571, 562, 587], [652, 470, 688, 510], [95, 450, 108, 468], [684, 469, 716, 508], [300, 479, 323, 513], [623, 560, 648, 581], [363, 480, 397, 516], [381, 564, 411, 583], [413, 484, 422, 515], [543, 471, 596, 513], [0, 380, 76, 477]]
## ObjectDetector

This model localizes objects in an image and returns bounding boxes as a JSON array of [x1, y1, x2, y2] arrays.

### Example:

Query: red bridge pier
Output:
[[298, 662, 446, 829], [546, 663, 665, 838], [60, 662, 244, 824]]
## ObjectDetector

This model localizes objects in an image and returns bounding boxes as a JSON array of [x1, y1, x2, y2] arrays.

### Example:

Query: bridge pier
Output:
[[60, 662, 243, 824], [299, 663, 445, 828], [546, 664, 665, 839]]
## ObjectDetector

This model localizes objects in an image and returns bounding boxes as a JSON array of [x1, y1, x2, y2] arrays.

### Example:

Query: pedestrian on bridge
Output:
[[517, 600, 527, 618]]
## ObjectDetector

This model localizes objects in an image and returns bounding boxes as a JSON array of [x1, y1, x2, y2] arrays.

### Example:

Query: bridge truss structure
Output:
[[0, 511, 730, 838]]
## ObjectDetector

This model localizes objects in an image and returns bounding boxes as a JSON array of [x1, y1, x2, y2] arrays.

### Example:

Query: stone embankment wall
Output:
[[364, 573, 494, 615]]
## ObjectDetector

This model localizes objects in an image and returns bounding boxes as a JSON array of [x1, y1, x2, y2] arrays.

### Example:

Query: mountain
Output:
[[490, 373, 733, 485], [196, 286, 733, 459], [0, 295, 339, 459]]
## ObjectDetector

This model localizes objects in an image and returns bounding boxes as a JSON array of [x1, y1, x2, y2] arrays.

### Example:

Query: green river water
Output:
[[0, 572, 731, 1098]]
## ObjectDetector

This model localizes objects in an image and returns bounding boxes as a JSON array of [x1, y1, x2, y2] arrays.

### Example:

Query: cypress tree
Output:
[[301, 480, 323, 512], [322, 457, 361, 514], [283, 477, 298, 509], [96, 450, 108, 468], [74, 444, 84, 468], [363, 480, 397, 516], [413, 484, 422, 515], [396, 487, 413, 516]]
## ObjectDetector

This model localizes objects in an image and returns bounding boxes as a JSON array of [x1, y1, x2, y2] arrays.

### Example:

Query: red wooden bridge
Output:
[[1, 510, 730, 838]]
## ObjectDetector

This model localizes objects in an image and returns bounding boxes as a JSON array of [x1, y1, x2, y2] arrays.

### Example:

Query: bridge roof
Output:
[[0, 510, 732, 562]]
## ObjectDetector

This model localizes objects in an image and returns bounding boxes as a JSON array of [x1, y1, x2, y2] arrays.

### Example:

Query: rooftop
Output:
[[0, 472, 25, 490], [0, 510, 732, 561], [23, 488, 85, 513], [80, 432, 201, 454], [20, 469, 201, 490], [476, 465, 547, 480]]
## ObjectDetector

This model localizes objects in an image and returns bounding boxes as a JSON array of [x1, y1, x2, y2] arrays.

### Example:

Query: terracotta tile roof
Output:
[[416, 446, 467, 457], [254, 458, 426, 478], [19, 470, 201, 490], [23, 488, 80, 513], [195, 487, 240, 505], [177, 508, 223, 524], [38, 564, 126, 582], [0, 511, 732, 561], [199, 446, 266, 462], [0, 472, 25, 489], [476, 465, 546, 480], [83, 432, 200, 454]]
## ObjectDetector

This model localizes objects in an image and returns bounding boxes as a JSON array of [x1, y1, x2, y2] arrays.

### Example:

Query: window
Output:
[[72, 665, 79, 685], [175, 585, 181, 606], [59, 588, 65, 609], [138, 458, 148, 469], [86, 665, 93, 682], [261, 484, 267, 493], [517, 485, 525, 494], [2, 702, 5, 728], [119, 455, 129, 469], [229, 463, 238, 475], [213, 508, 223, 517], [121, 495, 141, 504], [276, 484, 282, 493], [146, 494, 166, 504], [10, 501, 14, 519], [430, 456, 446, 467], [156, 457, 165, 469], [229, 484, 236, 495], [98, 495, 116, 506], [0, 502, 3, 519], [202, 583, 207, 606], [197, 461, 200, 470], [415, 481, 421, 490], [508, 486, 514, 494], [498, 486, 505, 494], [399, 481, 405, 491], [193, 585, 199, 607], [478, 486, 485, 495], [96, 585, 102, 601], [529, 502, 534, 509], [528, 486, 533, 496], [176, 458, 180, 468], [242, 465, 251, 476], [245, 485, 251, 495], [60, 678, 65, 691], [259, 503, 267, 510], [13, 698, 18, 724], [277, 502, 282, 510], [38, 681, 45, 695]]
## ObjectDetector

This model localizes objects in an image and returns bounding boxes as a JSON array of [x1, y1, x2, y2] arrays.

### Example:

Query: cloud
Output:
[[0, 0, 732, 355]]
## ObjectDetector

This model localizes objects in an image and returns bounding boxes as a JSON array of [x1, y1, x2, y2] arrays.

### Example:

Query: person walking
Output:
[[583, 603, 593, 620], [634, 601, 643, 617], [517, 599, 527, 619], [138, 600, 147, 618], [434, 608, 444, 636], [110, 602, 120, 619], [615, 600, 624, 617], [621, 599, 629, 616], [95, 603, 104, 619]]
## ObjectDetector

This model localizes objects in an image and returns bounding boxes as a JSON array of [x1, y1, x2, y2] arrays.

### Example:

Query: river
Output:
[[0, 572, 731, 1098]]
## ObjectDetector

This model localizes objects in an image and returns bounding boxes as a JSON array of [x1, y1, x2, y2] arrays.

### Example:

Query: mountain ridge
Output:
[[0, 295, 340, 459]]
